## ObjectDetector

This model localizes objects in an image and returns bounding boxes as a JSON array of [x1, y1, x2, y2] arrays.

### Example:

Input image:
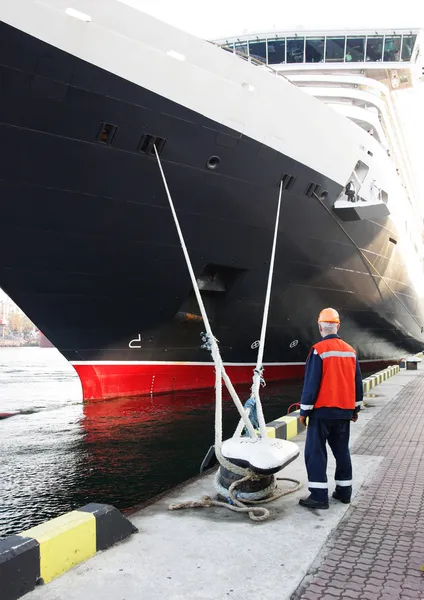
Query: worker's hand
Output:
[[351, 413, 358, 423], [299, 415, 307, 427]]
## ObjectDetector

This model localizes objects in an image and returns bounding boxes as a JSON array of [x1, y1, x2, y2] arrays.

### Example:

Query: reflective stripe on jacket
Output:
[[313, 337, 356, 410]]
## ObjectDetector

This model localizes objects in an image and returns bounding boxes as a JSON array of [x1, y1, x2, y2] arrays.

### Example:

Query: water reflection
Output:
[[75, 381, 302, 512], [0, 348, 375, 537], [0, 348, 302, 536]]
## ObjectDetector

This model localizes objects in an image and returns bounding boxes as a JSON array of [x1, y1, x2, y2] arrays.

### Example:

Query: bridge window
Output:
[[345, 36, 365, 62], [234, 42, 248, 57], [268, 39, 286, 64], [384, 36, 401, 61], [325, 37, 345, 62], [248, 40, 267, 62], [306, 37, 325, 63], [366, 36, 383, 61], [221, 44, 234, 53], [287, 37, 305, 63], [401, 35, 417, 61]]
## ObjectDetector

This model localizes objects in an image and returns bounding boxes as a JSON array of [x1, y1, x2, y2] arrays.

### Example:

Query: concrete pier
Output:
[[25, 367, 422, 600]]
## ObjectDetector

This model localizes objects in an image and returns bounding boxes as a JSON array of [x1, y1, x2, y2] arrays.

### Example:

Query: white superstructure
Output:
[[214, 29, 424, 268]]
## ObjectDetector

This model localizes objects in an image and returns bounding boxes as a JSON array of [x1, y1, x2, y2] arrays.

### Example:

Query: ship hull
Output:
[[0, 4, 423, 401]]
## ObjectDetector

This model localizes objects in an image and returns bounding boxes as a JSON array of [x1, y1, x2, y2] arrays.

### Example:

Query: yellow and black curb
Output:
[[362, 365, 400, 393], [1, 503, 137, 600], [265, 410, 306, 439]]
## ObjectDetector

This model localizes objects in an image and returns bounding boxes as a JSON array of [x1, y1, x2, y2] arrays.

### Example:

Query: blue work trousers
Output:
[[305, 418, 352, 503]]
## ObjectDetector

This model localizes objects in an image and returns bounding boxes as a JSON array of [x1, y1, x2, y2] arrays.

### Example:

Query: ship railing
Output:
[[212, 43, 296, 85], [234, 50, 296, 85]]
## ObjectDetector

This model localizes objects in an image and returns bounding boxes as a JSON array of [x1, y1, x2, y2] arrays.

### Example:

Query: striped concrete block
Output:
[[23, 509, 96, 585], [2, 504, 137, 600], [362, 365, 400, 407], [362, 365, 399, 395], [363, 378, 372, 392], [0, 536, 39, 600], [265, 410, 306, 440]]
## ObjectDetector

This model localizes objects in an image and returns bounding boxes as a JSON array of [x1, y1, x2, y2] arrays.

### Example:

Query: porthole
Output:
[[207, 155, 220, 170]]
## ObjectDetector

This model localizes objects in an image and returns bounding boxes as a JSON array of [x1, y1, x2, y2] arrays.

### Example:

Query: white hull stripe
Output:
[[308, 482, 328, 489], [70, 358, 396, 366], [335, 480, 353, 486], [70, 361, 305, 367]]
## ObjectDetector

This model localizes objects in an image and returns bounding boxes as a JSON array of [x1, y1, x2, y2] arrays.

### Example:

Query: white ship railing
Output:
[[290, 77, 417, 209], [211, 44, 296, 85]]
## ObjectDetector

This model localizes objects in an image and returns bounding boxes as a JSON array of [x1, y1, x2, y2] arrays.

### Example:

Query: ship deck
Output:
[[25, 366, 423, 600]]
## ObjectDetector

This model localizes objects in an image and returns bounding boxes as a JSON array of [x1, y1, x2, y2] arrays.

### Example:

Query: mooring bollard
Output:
[[406, 358, 419, 370], [216, 466, 274, 502]]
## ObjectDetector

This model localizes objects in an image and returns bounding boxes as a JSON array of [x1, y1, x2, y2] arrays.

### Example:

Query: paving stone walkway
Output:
[[293, 371, 424, 600]]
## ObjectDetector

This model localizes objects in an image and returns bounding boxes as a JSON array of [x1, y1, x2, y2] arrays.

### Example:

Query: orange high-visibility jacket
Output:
[[313, 337, 357, 410], [300, 334, 363, 418]]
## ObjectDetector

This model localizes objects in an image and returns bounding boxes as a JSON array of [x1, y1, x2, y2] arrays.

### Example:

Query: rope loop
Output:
[[169, 470, 302, 522], [200, 331, 219, 352], [254, 368, 267, 388]]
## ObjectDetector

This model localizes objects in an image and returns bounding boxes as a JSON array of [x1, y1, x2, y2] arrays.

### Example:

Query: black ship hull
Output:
[[0, 18, 422, 400]]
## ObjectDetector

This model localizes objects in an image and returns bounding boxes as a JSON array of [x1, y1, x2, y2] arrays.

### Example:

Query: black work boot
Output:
[[299, 495, 329, 510], [332, 490, 351, 504]]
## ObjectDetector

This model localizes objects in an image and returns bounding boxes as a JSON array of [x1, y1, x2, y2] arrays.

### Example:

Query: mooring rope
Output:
[[154, 148, 301, 518], [154, 145, 254, 478], [245, 179, 283, 439], [153, 145, 256, 441]]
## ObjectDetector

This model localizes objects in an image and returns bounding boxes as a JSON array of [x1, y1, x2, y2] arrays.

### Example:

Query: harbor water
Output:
[[0, 347, 306, 537]]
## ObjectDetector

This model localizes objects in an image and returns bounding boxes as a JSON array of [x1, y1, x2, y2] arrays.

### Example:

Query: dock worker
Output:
[[298, 308, 363, 510]]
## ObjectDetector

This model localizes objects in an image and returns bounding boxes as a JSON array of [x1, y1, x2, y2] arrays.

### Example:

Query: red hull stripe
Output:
[[71, 360, 395, 402]]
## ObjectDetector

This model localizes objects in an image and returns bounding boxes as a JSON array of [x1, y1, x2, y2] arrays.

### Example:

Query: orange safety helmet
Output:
[[318, 307, 340, 324]]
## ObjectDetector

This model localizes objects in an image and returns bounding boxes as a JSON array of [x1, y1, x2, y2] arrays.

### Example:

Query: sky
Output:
[[119, 0, 424, 39]]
